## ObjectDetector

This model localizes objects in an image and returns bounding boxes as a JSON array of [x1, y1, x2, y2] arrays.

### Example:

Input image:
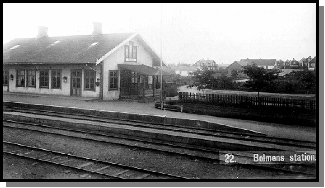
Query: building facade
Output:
[[194, 59, 218, 70], [3, 23, 166, 100]]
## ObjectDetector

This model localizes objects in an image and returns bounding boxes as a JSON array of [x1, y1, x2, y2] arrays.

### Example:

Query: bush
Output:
[[178, 103, 316, 127], [263, 78, 315, 94], [163, 82, 178, 97]]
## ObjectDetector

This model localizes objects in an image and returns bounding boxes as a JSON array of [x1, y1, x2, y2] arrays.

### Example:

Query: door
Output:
[[130, 71, 139, 96], [120, 70, 140, 98], [71, 69, 82, 97]]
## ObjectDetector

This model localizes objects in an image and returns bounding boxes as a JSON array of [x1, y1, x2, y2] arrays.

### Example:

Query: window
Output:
[[109, 70, 118, 90], [148, 76, 153, 89], [16, 70, 25, 87], [131, 71, 138, 83], [3, 70, 9, 86], [139, 75, 143, 83], [132, 46, 137, 59], [125, 42, 137, 62], [39, 70, 49, 88], [26, 70, 36, 87], [51, 69, 61, 89], [84, 70, 96, 91]]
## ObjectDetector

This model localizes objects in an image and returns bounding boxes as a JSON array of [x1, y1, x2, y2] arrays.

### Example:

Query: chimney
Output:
[[37, 26, 48, 39], [92, 22, 103, 35]]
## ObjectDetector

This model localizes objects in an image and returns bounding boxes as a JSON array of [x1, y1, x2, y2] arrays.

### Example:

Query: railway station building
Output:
[[3, 23, 168, 100]]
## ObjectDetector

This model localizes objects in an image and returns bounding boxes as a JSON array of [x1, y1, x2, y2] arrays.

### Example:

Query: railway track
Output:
[[3, 118, 316, 178], [3, 102, 317, 179], [3, 141, 184, 179]]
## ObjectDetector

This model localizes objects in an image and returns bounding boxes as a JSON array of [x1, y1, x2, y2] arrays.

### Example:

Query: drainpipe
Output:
[[153, 75, 155, 97], [143, 75, 145, 100], [99, 61, 104, 100], [160, 3, 163, 110]]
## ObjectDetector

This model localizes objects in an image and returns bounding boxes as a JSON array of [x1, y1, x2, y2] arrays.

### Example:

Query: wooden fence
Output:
[[178, 92, 316, 113]]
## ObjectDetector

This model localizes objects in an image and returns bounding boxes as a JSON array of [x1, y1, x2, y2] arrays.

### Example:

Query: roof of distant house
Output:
[[218, 64, 230, 67], [195, 59, 216, 66], [309, 56, 316, 64], [238, 59, 276, 66], [299, 57, 306, 63], [169, 65, 197, 72]]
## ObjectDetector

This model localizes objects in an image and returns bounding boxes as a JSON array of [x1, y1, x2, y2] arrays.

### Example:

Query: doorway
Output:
[[71, 69, 82, 97]]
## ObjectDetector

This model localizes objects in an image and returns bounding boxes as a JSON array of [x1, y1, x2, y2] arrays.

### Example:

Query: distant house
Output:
[[226, 61, 248, 78], [302, 56, 313, 69], [299, 57, 306, 67], [288, 58, 301, 69], [284, 60, 291, 68], [194, 59, 218, 70], [169, 65, 197, 76], [275, 60, 285, 69], [226, 58, 276, 77], [276, 56, 315, 76], [308, 56, 316, 70]]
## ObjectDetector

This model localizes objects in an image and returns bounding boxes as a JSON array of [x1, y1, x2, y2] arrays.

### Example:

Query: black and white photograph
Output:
[[3, 3, 319, 183]]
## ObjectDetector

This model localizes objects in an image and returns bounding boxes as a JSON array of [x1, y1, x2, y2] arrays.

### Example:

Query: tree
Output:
[[231, 70, 238, 80], [217, 74, 234, 89], [242, 63, 279, 98], [190, 65, 216, 92], [298, 70, 316, 94]]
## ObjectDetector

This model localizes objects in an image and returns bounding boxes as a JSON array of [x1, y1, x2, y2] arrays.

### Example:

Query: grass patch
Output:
[[174, 102, 316, 127]]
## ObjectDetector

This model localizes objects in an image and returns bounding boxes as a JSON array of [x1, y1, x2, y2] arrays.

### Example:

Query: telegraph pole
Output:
[[160, 3, 163, 110]]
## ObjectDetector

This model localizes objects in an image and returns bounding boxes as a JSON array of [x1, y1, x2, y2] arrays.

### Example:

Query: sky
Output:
[[3, 3, 317, 65]]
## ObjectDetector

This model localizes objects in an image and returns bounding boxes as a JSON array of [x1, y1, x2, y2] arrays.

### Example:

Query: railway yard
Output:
[[3, 95, 316, 181], [3, 93, 317, 179]]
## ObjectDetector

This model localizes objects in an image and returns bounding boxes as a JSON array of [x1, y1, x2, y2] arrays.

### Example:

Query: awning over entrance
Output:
[[118, 64, 170, 76]]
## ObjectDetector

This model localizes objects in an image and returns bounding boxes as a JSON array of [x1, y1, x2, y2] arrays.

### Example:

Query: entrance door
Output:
[[120, 70, 141, 98], [71, 69, 82, 97], [130, 72, 139, 96]]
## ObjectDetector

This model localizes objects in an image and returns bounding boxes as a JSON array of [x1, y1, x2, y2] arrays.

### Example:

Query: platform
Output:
[[3, 91, 317, 142]]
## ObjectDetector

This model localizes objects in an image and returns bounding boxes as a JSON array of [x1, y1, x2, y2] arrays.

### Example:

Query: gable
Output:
[[309, 57, 316, 64], [227, 61, 243, 69], [96, 33, 165, 67]]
